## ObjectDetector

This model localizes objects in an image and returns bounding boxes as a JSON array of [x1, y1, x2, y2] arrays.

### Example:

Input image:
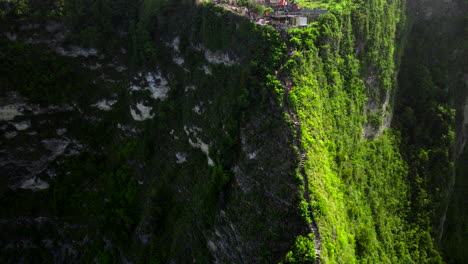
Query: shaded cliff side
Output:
[[394, 0, 467, 262], [0, 2, 311, 263], [1, 0, 464, 263]]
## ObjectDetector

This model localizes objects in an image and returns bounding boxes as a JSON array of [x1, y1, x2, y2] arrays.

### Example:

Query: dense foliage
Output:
[[281, 0, 444, 263], [1, 1, 296, 263], [0, 0, 458, 263], [393, 1, 467, 262]]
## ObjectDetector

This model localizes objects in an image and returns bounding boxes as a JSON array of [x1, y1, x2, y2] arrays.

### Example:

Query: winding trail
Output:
[[280, 75, 322, 262]]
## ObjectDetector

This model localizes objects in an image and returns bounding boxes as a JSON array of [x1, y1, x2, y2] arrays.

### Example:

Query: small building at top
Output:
[[199, 0, 328, 28]]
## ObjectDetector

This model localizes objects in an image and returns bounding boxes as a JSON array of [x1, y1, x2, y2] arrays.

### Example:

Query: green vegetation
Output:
[[282, 234, 316, 263], [442, 147, 468, 263], [393, 2, 466, 262], [237, 0, 268, 15], [0, 38, 96, 105], [0, 0, 459, 263], [279, 0, 443, 262], [1, 1, 296, 263]]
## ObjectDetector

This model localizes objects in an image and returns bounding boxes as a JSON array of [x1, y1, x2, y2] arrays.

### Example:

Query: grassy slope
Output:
[[283, 0, 444, 263]]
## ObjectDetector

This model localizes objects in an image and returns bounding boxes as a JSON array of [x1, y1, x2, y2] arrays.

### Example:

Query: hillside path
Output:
[[280, 75, 322, 263]]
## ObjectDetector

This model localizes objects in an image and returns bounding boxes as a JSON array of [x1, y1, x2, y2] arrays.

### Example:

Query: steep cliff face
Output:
[[0, 0, 464, 263], [0, 3, 306, 263], [394, 0, 467, 262]]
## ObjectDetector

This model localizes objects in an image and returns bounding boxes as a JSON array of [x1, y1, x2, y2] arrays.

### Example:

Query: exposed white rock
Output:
[[66, 141, 84, 156], [365, 73, 378, 90], [20, 177, 49, 191], [93, 99, 117, 111], [46, 169, 57, 179], [0, 104, 22, 121], [47, 104, 75, 112], [209, 209, 245, 264], [247, 152, 257, 159], [171, 37, 180, 52], [4, 32, 17, 41], [55, 46, 97, 57], [42, 138, 70, 158], [173, 55, 184, 65], [145, 72, 170, 100], [87, 62, 102, 70], [115, 65, 127, 72], [170, 129, 179, 140], [184, 125, 203, 134], [185, 85, 197, 91], [103, 77, 116, 83], [203, 48, 237, 66], [195, 45, 238, 66], [232, 166, 252, 193], [130, 84, 142, 91], [175, 152, 188, 163], [13, 120, 31, 131], [4, 131, 17, 139], [193, 105, 202, 115], [184, 126, 214, 166], [207, 240, 217, 252], [362, 89, 392, 139], [117, 123, 137, 134], [241, 131, 260, 160], [130, 103, 154, 121], [56, 128, 67, 135], [203, 65, 212, 75], [189, 137, 214, 166]]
